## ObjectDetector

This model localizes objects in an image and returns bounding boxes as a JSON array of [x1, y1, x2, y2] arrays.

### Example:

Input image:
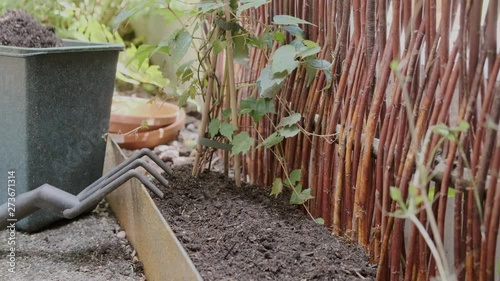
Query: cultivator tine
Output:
[[63, 170, 163, 219], [77, 159, 168, 201], [79, 148, 171, 199]]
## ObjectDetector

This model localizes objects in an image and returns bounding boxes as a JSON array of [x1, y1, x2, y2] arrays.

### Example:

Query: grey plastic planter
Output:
[[0, 40, 123, 232]]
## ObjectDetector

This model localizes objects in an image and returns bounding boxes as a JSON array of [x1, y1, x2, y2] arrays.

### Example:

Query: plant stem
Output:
[[224, 0, 241, 187], [192, 26, 220, 176]]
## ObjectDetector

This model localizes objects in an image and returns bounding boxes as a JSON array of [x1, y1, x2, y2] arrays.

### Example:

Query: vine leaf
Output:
[[213, 39, 227, 55], [176, 60, 195, 83], [280, 124, 300, 138], [257, 132, 284, 148], [273, 15, 315, 26], [283, 25, 304, 37], [315, 218, 325, 225], [290, 185, 314, 204], [277, 112, 301, 127], [169, 29, 192, 63], [233, 31, 250, 67], [222, 108, 232, 120], [197, 1, 226, 14], [298, 46, 321, 59], [390, 186, 407, 212], [133, 45, 157, 67], [239, 97, 275, 122], [309, 59, 331, 70], [237, 0, 269, 16], [115, 0, 153, 29], [220, 123, 235, 141], [208, 119, 221, 138], [285, 169, 301, 187], [271, 45, 299, 76], [270, 178, 283, 197], [257, 65, 286, 98], [231, 132, 254, 156]]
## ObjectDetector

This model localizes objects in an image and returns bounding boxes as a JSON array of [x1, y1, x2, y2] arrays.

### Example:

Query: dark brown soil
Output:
[[0, 10, 63, 48], [153, 166, 376, 281]]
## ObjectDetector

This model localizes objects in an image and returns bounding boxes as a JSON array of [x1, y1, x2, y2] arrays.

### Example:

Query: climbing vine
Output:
[[116, 0, 331, 219]]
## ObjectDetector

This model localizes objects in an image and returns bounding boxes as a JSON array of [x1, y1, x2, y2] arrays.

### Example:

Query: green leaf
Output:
[[213, 39, 227, 55], [305, 65, 317, 87], [237, 0, 269, 16], [197, 1, 226, 14], [270, 178, 283, 197], [322, 68, 333, 90], [233, 31, 250, 67], [156, 7, 186, 25], [220, 123, 235, 141], [315, 218, 325, 225], [457, 120, 470, 132], [257, 132, 284, 148], [390, 60, 399, 71], [271, 45, 299, 76], [280, 124, 300, 138], [285, 169, 301, 187], [239, 97, 275, 122], [413, 195, 424, 207], [231, 132, 254, 156], [390, 186, 405, 209], [290, 185, 314, 204], [273, 15, 315, 26], [428, 186, 456, 200], [214, 19, 242, 31], [298, 46, 321, 59], [222, 109, 232, 120], [409, 185, 418, 198], [432, 123, 450, 137], [303, 40, 318, 48], [134, 45, 156, 67], [283, 25, 305, 37], [115, 1, 152, 29], [176, 60, 195, 82], [208, 119, 221, 138], [273, 31, 285, 45], [290, 184, 303, 204], [170, 29, 192, 63], [300, 188, 314, 201], [176, 86, 196, 107], [254, 97, 276, 120], [309, 59, 332, 70], [277, 113, 301, 127], [257, 65, 286, 98]]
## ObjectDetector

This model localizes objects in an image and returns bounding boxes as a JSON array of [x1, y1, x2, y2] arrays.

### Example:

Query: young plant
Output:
[[116, 0, 331, 221]]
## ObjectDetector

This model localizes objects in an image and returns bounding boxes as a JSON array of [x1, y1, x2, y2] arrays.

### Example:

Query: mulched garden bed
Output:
[[152, 166, 376, 280]]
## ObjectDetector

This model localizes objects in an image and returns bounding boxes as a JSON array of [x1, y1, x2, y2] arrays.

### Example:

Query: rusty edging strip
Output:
[[103, 139, 203, 281]]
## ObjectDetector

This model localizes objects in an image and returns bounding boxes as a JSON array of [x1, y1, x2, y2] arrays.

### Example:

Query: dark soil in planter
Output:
[[0, 10, 62, 48], [152, 166, 376, 280]]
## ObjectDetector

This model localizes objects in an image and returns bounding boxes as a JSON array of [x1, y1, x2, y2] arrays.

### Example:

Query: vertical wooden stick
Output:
[[224, 0, 241, 186]]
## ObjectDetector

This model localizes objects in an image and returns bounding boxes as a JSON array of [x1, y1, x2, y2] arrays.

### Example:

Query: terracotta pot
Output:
[[109, 96, 179, 133], [110, 109, 186, 150]]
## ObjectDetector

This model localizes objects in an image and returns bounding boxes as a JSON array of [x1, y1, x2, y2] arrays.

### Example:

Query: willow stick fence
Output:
[[230, 1, 499, 280]]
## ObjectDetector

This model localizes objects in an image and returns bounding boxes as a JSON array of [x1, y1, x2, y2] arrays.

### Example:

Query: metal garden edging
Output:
[[104, 140, 203, 281]]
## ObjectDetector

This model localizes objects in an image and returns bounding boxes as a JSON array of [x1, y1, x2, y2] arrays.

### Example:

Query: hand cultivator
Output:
[[0, 149, 169, 229]]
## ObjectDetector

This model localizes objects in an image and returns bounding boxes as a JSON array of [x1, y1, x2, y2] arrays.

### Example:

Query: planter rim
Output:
[[0, 39, 124, 57]]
